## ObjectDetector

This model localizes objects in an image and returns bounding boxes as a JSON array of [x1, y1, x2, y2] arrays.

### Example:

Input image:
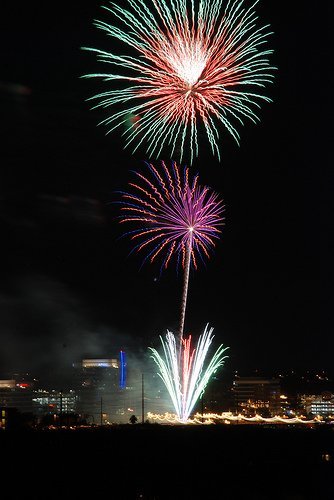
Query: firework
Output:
[[117, 162, 227, 421], [149, 324, 228, 422], [117, 160, 224, 337], [82, 0, 275, 163], [147, 412, 320, 425]]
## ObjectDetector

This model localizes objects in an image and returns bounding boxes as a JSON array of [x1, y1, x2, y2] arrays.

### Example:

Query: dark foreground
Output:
[[2, 424, 334, 500]]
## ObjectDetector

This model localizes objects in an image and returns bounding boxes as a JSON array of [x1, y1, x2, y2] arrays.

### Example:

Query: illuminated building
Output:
[[0, 378, 34, 415], [81, 358, 119, 369], [0, 380, 16, 389], [73, 357, 120, 424], [233, 376, 281, 416], [302, 392, 334, 418], [32, 389, 77, 417], [0, 377, 36, 429]]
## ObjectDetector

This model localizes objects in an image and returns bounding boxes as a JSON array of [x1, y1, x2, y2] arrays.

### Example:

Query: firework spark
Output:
[[147, 412, 320, 425], [117, 160, 224, 336], [82, 0, 275, 163], [149, 324, 228, 422]]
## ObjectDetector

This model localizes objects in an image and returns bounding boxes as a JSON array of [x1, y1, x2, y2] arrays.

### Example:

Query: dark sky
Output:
[[0, 0, 332, 385]]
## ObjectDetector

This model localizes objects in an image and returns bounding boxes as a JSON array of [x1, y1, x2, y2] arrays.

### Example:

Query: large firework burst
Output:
[[117, 160, 224, 336], [82, 0, 275, 163]]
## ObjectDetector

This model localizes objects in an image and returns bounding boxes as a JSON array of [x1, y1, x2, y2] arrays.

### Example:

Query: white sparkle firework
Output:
[[149, 323, 229, 422], [82, 0, 275, 163]]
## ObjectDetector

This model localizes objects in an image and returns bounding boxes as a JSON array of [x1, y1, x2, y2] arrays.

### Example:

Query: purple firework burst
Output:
[[117, 160, 224, 336]]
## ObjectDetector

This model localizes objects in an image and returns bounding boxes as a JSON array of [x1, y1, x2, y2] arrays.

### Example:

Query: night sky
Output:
[[0, 0, 332, 386]]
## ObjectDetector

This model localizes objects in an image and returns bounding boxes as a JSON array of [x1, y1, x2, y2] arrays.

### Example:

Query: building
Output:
[[0, 378, 34, 415], [32, 389, 77, 420], [73, 357, 123, 424], [0, 377, 36, 429], [233, 376, 281, 416], [302, 392, 334, 418]]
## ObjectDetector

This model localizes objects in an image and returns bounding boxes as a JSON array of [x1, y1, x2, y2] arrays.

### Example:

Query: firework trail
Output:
[[117, 160, 224, 338], [82, 0, 275, 163], [149, 324, 228, 422]]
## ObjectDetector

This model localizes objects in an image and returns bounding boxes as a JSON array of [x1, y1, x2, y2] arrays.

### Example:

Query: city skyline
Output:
[[0, 0, 332, 384]]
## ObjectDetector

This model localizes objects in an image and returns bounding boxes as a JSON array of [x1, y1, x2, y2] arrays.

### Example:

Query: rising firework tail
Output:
[[116, 160, 224, 336], [82, 0, 275, 163]]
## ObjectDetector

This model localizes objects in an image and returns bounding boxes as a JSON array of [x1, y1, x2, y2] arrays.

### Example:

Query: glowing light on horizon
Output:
[[147, 411, 323, 425], [82, 0, 275, 163], [149, 324, 229, 422]]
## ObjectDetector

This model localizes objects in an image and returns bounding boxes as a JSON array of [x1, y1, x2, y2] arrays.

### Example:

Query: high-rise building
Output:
[[232, 376, 281, 416], [301, 392, 334, 418], [0, 378, 34, 414], [32, 389, 78, 418], [0, 377, 36, 429], [73, 357, 125, 424]]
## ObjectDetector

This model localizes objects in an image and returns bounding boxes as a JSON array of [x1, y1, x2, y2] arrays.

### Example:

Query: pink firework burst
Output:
[[117, 160, 225, 336], [82, 0, 275, 163]]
